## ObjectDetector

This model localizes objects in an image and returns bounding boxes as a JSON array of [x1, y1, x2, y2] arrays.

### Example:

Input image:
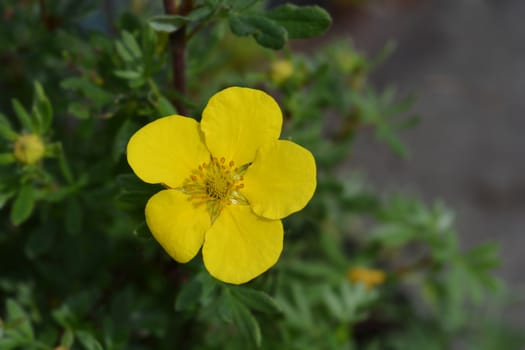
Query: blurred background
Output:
[[320, 0, 525, 326]]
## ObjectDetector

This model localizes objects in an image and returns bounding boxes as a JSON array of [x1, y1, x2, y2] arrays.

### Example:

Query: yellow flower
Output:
[[127, 87, 317, 284], [348, 267, 386, 289], [13, 133, 45, 164]]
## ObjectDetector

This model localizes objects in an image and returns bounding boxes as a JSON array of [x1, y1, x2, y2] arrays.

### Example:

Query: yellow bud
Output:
[[270, 59, 294, 85], [335, 50, 357, 73], [54, 346, 69, 350], [13, 134, 45, 165], [348, 266, 386, 289]]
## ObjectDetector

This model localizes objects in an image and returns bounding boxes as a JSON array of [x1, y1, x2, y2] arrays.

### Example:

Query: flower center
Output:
[[178, 156, 249, 223]]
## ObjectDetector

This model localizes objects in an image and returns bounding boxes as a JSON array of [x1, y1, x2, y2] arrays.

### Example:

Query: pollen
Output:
[[178, 156, 249, 223]]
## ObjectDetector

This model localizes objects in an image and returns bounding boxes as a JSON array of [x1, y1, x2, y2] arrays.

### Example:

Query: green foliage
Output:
[[266, 4, 331, 39], [0, 0, 519, 349], [229, 14, 288, 49], [226, 3, 331, 49], [10, 185, 35, 226]]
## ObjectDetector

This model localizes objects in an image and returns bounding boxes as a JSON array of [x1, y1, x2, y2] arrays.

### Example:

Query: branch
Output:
[[163, 0, 193, 115]]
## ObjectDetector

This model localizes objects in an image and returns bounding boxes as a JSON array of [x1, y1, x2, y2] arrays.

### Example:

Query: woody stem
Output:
[[162, 0, 193, 115]]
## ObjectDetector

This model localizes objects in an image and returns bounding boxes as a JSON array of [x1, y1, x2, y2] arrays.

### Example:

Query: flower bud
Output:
[[348, 266, 386, 289], [270, 59, 294, 85], [13, 134, 45, 164]]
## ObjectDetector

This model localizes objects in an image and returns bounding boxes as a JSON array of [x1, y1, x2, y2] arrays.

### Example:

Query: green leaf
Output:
[[319, 222, 348, 268], [114, 69, 143, 80], [175, 277, 203, 311], [0, 153, 15, 164], [6, 299, 33, 339], [65, 198, 83, 235], [60, 77, 113, 107], [283, 260, 341, 282], [117, 191, 152, 205], [370, 223, 416, 246], [0, 113, 18, 141], [117, 174, 156, 193], [10, 184, 35, 226], [112, 119, 139, 161], [76, 331, 103, 350], [464, 243, 500, 270], [149, 15, 189, 33], [266, 4, 331, 39], [0, 190, 16, 209], [128, 77, 146, 88], [32, 82, 53, 133], [60, 328, 75, 347], [230, 286, 282, 315], [52, 304, 75, 328], [149, 7, 213, 32], [376, 124, 408, 157], [229, 14, 287, 50], [223, 290, 262, 347], [275, 282, 313, 329], [67, 102, 90, 120], [11, 99, 34, 132], [133, 221, 152, 240], [116, 174, 160, 206], [116, 41, 133, 62], [122, 31, 142, 59], [155, 95, 177, 116], [55, 142, 75, 184], [322, 282, 375, 323], [227, 0, 260, 10], [186, 6, 214, 21], [0, 337, 21, 350], [24, 226, 56, 259]]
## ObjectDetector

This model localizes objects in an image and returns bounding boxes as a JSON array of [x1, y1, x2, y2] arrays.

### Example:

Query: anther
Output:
[[180, 155, 247, 220]]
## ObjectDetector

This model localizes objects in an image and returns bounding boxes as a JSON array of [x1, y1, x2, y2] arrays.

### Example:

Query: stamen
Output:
[[177, 156, 251, 223]]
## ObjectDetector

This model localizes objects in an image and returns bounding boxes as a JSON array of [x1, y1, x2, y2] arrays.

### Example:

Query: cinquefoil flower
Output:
[[127, 87, 316, 284], [348, 267, 386, 290]]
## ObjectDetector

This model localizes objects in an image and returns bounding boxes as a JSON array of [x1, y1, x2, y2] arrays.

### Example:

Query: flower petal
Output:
[[146, 189, 210, 263], [242, 140, 316, 220], [200, 87, 282, 165], [202, 206, 283, 284], [127, 116, 210, 188]]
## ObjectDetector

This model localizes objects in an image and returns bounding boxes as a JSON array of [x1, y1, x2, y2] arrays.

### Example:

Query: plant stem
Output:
[[38, 0, 47, 23], [57, 143, 74, 184], [163, 0, 193, 115], [103, 0, 116, 36]]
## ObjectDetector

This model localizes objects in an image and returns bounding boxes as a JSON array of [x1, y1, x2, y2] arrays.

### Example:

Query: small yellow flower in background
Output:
[[127, 87, 316, 284], [348, 266, 386, 289], [13, 133, 45, 164], [270, 59, 294, 85]]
